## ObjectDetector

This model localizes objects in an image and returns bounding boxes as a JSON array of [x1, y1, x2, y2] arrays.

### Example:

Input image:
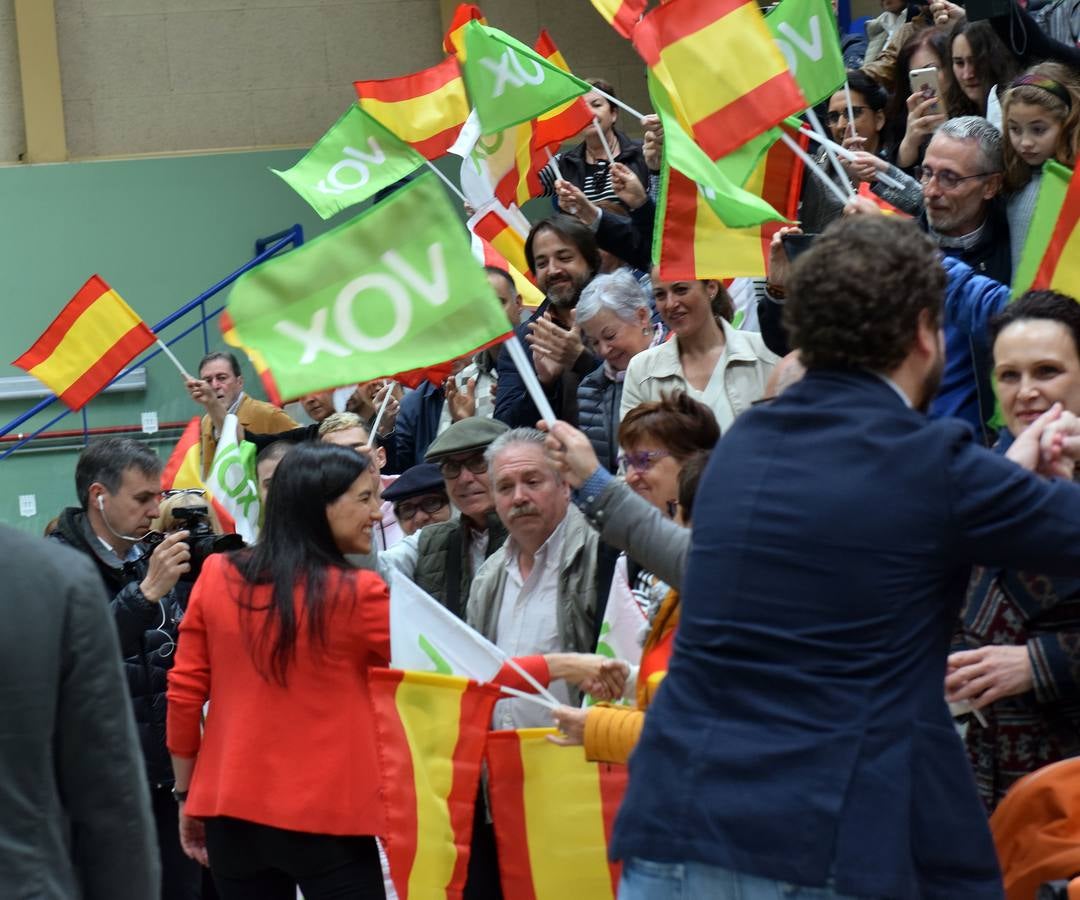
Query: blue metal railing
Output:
[[0, 225, 304, 461]]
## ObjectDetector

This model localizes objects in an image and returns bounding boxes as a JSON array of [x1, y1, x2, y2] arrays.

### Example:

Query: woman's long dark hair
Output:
[[231, 441, 373, 685], [945, 21, 1018, 119], [882, 28, 951, 156]]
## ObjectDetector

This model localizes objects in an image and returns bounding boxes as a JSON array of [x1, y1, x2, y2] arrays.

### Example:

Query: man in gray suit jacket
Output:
[[0, 525, 159, 899]]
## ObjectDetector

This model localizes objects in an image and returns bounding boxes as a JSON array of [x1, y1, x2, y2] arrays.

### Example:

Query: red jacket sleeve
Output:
[[166, 558, 215, 758], [493, 654, 551, 691]]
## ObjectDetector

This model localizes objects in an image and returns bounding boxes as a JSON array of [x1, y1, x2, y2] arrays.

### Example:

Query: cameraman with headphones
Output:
[[52, 438, 201, 900]]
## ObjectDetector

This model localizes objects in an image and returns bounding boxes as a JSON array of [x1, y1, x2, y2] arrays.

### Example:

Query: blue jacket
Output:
[[395, 380, 444, 470], [494, 300, 600, 428], [612, 370, 1080, 899], [934, 255, 1011, 442]]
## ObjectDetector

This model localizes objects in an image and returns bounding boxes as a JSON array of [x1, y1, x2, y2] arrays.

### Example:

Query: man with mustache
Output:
[[493, 215, 602, 428]]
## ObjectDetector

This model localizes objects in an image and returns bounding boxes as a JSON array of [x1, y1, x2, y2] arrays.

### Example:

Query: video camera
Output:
[[145, 505, 244, 581]]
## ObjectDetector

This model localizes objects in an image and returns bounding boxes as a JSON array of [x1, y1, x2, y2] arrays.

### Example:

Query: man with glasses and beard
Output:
[[494, 215, 602, 428]]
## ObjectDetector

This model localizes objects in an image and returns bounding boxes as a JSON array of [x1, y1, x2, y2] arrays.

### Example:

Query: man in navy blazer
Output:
[[610, 216, 1080, 900]]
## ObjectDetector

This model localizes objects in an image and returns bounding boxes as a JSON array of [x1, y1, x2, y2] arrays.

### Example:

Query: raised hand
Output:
[[611, 162, 648, 210], [445, 375, 478, 422]]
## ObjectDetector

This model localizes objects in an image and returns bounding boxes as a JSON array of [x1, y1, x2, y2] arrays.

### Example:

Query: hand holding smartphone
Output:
[[909, 66, 940, 115]]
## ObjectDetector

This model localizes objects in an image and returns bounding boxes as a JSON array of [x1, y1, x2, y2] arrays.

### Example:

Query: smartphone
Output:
[[781, 233, 818, 261], [909, 66, 940, 114], [962, 0, 1013, 22]]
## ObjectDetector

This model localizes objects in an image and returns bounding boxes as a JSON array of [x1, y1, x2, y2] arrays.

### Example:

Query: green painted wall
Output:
[[0, 149, 459, 535]]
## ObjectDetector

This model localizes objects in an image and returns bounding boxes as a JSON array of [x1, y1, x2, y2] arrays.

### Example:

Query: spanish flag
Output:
[[655, 129, 806, 280], [355, 58, 470, 160], [486, 728, 628, 900], [857, 181, 912, 218], [532, 30, 593, 149], [443, 3, 486, 62], [468, 206, 533, 284], [589, 0, 648, 39], [13, 275, 156, 411], [159, 417, 238, 534], [633, 0, 806, 160], [1031, 162, 1080, 299], [369, 669, 501, 900], [1012, 161, 1072, 297]]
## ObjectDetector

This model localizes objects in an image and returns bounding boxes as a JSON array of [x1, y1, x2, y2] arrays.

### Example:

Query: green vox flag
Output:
[[463, 21, 591, 136], [225, 172, 512, 400], [766, 0, 845, 108], [271, 104, 425, 220], [650, 72, 786, 229], [1012, 160, 1072, 297]]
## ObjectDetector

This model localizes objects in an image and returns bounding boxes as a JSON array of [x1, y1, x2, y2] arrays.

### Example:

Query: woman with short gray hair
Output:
[[576, 271, 662, 471]]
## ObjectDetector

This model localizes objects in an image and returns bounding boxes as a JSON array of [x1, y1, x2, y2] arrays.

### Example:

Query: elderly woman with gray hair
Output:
[[575, 270, 663, 472]]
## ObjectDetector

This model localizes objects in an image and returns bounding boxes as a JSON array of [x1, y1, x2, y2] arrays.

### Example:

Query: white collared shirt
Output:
[[492, 515, 571, 729]]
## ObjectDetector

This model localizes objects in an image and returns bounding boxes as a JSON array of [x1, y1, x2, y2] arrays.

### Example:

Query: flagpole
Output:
[[423, 159, 468, 204], [370, 380, 397, 438], [501, 655, 563, 707], [586, 85, 647, 122], [779, 132, 853, 209], [545, 147, 564, 181], [155, 338, 194, 381], [803, 107, 855, 201], [843, 81, 858, 144], [592, 118, 618, 167], [503, 335, 558, 427], [499, 684, 560, 710]]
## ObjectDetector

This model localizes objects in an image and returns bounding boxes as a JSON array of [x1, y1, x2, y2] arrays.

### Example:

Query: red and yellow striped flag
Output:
[[1032, 163, 1080, 298], [856, 181, 912, 218], [589, 0, 648, 39], [471, 232, 544, 309], [485, 728, 628, 900], [369, 669, 501, 900], [355, 58, 470, 160], [656, 130, 806, 280], [532, 31, 593, 149], [633, 0, 806, 160], [13, 275, 156, 411], [160, 417, 238, 534], [443, 4, 486, 62], [469, 206, 533, 282]]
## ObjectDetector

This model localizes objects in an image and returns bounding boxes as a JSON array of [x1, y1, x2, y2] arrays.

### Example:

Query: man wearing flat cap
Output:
[[381, 417, 509, 618], [381, 463, 451, 537]]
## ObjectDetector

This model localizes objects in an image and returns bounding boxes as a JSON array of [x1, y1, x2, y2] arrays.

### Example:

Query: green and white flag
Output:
[[225, 171, 511, 400], [463, 21, 591, 135], [205, 413, 260, 545], [388, 569, 506, 681], [767, 0, 846, 108], [650, 72, 787, 229], [271, 103, 425, 220]]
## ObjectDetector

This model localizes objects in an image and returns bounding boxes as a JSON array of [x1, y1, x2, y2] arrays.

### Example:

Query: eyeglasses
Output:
[[618, 449, 671, 472], [915, 165, 1000, 191], [438, 453, 487, 479], [825, 106, 866, 125], [394, 495, 449, 521]]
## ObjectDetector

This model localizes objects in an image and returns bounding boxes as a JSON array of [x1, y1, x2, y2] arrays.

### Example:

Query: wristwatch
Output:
[[171, 787, 188, 803]]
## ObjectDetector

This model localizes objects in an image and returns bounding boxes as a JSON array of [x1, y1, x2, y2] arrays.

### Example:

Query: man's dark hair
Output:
[[75, 438, 163, 509], [524, 215, 602, 279], [256, 440, 294, 470], [990, 290, 1080, 356], [198, 351, 241, 378], [484, 265, 516, 295], [676, 449, 711, 525], [783, 216, 945, 372]]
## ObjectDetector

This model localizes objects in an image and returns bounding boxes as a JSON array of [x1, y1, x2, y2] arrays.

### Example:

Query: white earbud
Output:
[[97, 495, 104, 510]]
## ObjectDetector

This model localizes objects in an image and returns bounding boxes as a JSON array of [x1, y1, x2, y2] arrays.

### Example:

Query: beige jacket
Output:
[[619, 319, 778, 432]]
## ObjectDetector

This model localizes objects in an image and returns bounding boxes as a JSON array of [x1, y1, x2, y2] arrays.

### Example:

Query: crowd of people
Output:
[[7, 0, 1080, 898]]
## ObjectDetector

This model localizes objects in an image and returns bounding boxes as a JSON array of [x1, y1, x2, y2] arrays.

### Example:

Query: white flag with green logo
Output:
[[205, 413, 260, 545], [388, 569, 506, 682]]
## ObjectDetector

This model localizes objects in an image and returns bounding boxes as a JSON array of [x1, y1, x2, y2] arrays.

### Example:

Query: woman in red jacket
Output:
[[167, 441, 390, 899]]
